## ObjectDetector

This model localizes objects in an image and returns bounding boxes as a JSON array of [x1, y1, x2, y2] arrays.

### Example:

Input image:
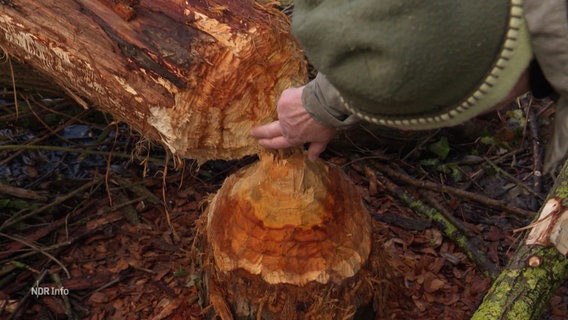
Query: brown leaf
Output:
[[109, 257, 131, 273], [423, 272, 445, 293], [88, 291, 111, 304], [364, 166, 378, 195], [412, 296, 427, 312], [424, 278, 445, 293], [428, 258, 446, 274], [153, 297, 181, 320]]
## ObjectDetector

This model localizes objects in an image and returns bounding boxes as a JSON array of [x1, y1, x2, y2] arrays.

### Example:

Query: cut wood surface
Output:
[[0, 0, 307, 162], [200, 149, 384, 319]]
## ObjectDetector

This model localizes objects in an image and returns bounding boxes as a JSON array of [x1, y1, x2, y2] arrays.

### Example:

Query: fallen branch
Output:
[[360, 161, 500, 279], [0, 0, 307, 162], [471, 159, 568, 320], [482, 156, 543, 200], [0, 183, 47, 201], [527, 100, 544, 211], [373, 162, 535, 218]]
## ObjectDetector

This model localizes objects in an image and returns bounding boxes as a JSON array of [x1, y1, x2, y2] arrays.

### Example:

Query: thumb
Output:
[[307, 142, 328, 161]]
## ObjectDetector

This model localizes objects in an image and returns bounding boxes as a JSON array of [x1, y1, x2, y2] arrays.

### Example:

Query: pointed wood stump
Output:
[[0, 0, 306, 162], [199, 150, 384, 319]]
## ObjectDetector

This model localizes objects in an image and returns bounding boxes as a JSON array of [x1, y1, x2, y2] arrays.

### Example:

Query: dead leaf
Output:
[[424, 277, 445, 293], [88, 291, 111, 304], [153, 297, 181, 320]]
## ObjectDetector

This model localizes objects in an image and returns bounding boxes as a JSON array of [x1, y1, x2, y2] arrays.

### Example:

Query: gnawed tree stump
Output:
[[0, 0, 306, 162], [198, 150, 385, 319]]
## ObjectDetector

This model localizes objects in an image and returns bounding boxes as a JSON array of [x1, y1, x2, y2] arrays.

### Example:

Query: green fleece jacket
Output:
[[294, 0, 568, 172]]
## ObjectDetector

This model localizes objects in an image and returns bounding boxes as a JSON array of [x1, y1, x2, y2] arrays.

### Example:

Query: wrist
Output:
[[302, 73, 360, 128]]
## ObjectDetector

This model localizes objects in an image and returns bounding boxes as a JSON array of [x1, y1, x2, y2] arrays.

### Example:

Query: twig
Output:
[[0, 214, 68, 260], [401, 129, 441, 162], [0, 183, 47, 201], [362, 163, 500, 279], [51, 273, 76, 320], [7, 269, 48, 320], [418, 189, 472, 236], [528, 101, 544, 211], [483, 156, 544, 201], [373, 162, 535, 218], [24, 97, 84, 146], [0, 240, 76, 266], [0, 144, 164, 163], [111, 177, 162, 205], [0, 178, 103, 231], [88, 277, 122, 296], [0, 232, 70, 278], [0, 108, 91, 167], [162, 152, 180, 242]]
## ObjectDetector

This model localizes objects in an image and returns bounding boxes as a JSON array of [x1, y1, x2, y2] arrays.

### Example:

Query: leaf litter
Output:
[[1, 84, 567, 319]]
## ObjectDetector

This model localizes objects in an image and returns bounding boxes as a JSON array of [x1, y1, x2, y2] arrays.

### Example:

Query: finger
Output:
[[250, 121, 282, 139], [307, 142, 328, 161], [258, 136, 295, 150]]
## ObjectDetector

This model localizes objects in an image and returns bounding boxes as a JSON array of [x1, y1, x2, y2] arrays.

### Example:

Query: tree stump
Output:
[[0, 0, 307, 162], [199, 150, 384, 319]]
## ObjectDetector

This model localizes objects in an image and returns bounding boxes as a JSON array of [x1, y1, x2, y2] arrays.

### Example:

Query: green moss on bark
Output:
[[472, 161, 568, 319]]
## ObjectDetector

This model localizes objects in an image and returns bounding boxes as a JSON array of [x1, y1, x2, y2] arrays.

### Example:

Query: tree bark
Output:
[[197, 150, 386, 319], [0, 0, 307, 162], [0, 57, 66, 96], [471, 160, 568, 320]]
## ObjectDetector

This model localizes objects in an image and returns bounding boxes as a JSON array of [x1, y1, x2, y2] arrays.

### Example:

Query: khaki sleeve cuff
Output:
[[301, 73, 360, 128], [544, 96, 568, 173]]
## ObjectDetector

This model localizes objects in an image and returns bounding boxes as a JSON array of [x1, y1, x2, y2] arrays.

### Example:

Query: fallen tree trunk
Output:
[[0, 0, 307, 162], [471, 160, 568, 320], [0, 56, 66, 96]]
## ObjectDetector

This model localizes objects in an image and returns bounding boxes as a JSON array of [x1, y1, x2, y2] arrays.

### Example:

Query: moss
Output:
[[554, 167, 568, 201], [523, 267, 547, 290], [471, 270, 520, 320], [508, 299, 532, 320], [472, 161, 568, 320], [551, 256, 568, 278]]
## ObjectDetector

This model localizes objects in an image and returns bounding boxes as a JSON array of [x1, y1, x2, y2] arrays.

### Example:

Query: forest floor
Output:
[[1, 78, 568, 319]]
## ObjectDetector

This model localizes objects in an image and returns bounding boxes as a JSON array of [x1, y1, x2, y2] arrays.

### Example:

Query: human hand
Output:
[[251, 86, 337, 161]]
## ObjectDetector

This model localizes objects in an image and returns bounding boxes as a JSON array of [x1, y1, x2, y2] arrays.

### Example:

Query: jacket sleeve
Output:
[[301, 73, 360, 128], [524, 0, 568, 173]]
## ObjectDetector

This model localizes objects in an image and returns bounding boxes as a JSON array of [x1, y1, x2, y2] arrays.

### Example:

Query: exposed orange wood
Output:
[[203, 150, 382, 319]]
